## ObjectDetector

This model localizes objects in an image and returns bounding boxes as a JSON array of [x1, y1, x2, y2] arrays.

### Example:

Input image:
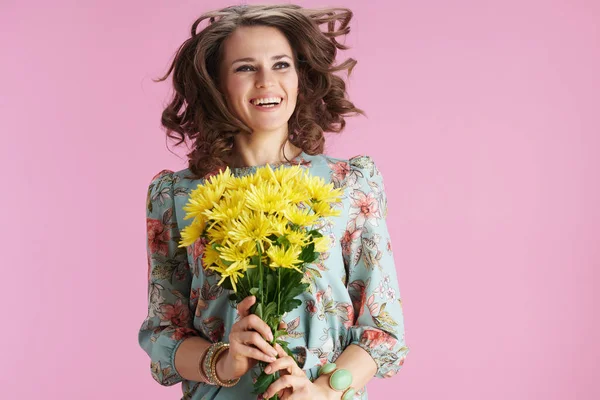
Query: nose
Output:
[[255, 69, 275, 89]]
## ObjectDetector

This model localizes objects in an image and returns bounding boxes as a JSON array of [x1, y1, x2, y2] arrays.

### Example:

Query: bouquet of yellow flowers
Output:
[[178, 163, 343, 397]]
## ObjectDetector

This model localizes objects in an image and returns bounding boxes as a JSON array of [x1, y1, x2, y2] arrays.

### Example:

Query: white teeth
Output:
[[251, 97, 282, 106]]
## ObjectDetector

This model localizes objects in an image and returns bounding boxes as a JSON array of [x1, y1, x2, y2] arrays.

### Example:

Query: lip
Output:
[[249, 93, 284, 102], [250, 98, 284, 112]]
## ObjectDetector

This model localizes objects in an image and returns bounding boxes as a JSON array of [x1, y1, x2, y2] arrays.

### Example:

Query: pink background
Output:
[[2, 0, 598, 398]]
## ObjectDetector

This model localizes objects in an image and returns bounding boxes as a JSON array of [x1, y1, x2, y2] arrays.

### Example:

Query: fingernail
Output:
[[268, 356, 276, 362], [265, 366, 272, 373]]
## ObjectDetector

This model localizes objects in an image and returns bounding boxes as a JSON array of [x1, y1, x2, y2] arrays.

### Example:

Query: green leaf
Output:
[[299, 243, 317, 264], [220, 277, 233, 291], [254, 303, 263, 319], [308, 229, 323, 238], [275, 340, 294, 357], [263, 302, 278, 321], [280, 298, 302, 314], [273, 329, 288, 341], [253, 371, 276, 394], [250, 287, 260, 296]]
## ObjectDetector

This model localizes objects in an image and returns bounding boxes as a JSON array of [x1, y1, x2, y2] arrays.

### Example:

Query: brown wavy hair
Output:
[[155, 3, 365, 179]]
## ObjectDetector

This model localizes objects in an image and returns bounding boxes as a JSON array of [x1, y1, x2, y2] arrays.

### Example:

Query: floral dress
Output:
[[138, 152, 410, 400]]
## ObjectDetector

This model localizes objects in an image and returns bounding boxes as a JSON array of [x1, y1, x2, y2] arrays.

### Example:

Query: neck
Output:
[[228, 133, 302, 168]]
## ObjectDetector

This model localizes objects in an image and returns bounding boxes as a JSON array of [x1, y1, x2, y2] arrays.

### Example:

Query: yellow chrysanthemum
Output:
[[183, 182, 227, 221], [285, 229, 311, 247], [304, 175, 343, 204], [206, 220, 235, 245], [245, 182, 288, 214], [272, 165, 304, 186], [202, 245, 221, 268], [228, 211, 273, 251], [219, 241, 257, 263], [209, 257, 256, 292], [267, 244, 303, 272], [268, 214, 290, 237], [203, 190, 246, 224], [204, 167, 234, 191], [313, 235, 331, 253], [282, 205, 319, 227], [228, 172, 263, 191], [179, 218, 205, 247], [312, 201, 342, 218]]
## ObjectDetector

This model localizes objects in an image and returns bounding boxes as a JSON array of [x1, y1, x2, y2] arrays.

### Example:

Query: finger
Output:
[[263, 375, 307, 400], [275, 343, 288, 358], [236, 295, 256, 318], [237, 314, 274, 342], [231, 341, 277, 364], [278, 321, 286, 331], [264, 355, 302, 376], [235, 331, 278, 360], [286, 387, 310, 400]]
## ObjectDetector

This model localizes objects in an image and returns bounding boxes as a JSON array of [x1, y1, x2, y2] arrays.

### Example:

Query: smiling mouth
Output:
[[250, 98, 283, 107]]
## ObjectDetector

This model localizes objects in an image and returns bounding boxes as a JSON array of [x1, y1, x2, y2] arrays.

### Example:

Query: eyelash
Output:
[[235, 62, 290, 72]]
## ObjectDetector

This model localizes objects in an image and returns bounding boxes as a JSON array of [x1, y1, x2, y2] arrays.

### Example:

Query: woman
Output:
[[139, 4, 409, 399]]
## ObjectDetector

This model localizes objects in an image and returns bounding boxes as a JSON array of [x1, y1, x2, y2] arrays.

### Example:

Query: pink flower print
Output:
[[340, 303, 354, 328], [330, 161, 351, 186], [348, 280, 366, 321], [315, 290, 324, 303], [147, 218, 170, 256], [305, 300, 317, 316], [147, 255, 152, 282], [350, 190, 381, 228], [170, 327, 197, 341], [159, 298, 190, 326], [361, 329, 389, 348], [203, 316, 225, 342], [340, 227, 362, 259], [193, 237, 208, 265]]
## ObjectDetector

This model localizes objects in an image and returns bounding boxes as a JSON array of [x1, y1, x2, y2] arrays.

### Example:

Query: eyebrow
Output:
[[231, 54, 292, 65]]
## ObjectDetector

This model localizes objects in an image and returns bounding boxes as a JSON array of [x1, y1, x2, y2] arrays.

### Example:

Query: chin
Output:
[[247, 121, 289, 134]]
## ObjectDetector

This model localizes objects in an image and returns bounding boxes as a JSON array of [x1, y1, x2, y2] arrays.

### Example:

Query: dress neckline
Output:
[[230, 151, 307, 174]]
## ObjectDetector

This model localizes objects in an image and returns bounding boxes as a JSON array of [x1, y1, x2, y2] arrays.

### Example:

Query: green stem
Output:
[[256, 241, 263, 304], [277, 268, 281, 317]]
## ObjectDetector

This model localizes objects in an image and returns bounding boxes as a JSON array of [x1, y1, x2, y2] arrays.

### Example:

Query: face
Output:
[[219, 25, 299, 135]]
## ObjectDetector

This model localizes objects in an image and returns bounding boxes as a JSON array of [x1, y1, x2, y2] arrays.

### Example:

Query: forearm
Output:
[[174, 336, 213, 383], [313, 344, 377, 400]]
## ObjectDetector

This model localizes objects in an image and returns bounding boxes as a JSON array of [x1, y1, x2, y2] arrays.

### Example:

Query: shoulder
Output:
[[301, 152, 380, 173], [146, 170, 175, 196]]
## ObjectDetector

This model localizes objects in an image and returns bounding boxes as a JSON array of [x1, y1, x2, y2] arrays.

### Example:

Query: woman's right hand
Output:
[[216, 295, 279, 380]]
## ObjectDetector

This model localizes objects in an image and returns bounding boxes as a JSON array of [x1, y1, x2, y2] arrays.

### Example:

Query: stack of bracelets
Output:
[[197, 342, 240, 387]]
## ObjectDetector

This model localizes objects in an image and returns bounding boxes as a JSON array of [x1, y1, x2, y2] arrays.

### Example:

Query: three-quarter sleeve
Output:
[[342, 155, 410, 379], [138, 170, 199, 386]]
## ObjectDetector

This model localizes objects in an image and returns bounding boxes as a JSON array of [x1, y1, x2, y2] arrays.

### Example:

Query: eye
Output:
[[274, 62, 290, 69], [235, 65, 255, 72]]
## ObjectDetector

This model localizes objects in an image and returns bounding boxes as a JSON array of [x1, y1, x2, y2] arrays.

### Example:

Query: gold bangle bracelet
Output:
[[197, 345, 210, 383], [202, 342, 226, 385], [209, 343, 240, 387]]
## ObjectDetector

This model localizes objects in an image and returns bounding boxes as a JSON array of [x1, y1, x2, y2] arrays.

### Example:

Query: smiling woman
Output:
[[152, 4, 365, 179], [218, 25, 299, 156], [139, 4, 410, 400]]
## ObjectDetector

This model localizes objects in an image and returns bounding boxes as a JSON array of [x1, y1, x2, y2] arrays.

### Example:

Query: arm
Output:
[[264, 156, 410, 399], [312, 344, 377, 399], [338, 156, 410, 377], [138, 170, 204, 385]]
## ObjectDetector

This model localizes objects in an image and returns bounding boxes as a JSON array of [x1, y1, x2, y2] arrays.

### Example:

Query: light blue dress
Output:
[[138, 152, 410, 399]]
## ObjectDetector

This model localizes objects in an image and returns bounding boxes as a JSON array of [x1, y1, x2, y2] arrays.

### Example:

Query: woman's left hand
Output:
[[262, 344, 331, 400]]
